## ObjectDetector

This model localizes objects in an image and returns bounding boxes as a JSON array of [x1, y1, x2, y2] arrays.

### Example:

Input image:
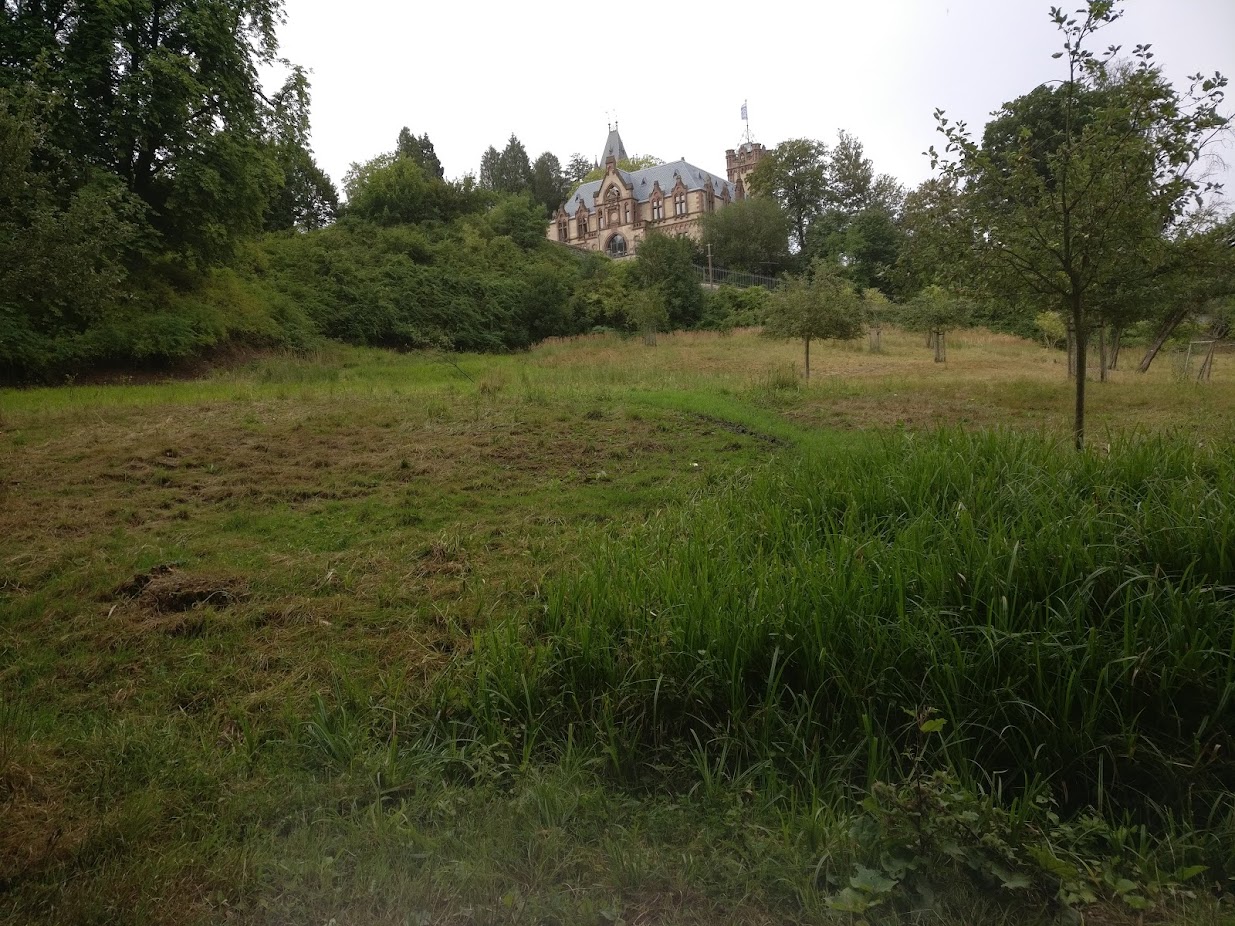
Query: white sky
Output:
[[267, 0, 1235, 202]]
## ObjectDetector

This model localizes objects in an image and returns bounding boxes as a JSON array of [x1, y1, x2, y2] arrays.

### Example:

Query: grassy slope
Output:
[[1, 329, 1233, 924]]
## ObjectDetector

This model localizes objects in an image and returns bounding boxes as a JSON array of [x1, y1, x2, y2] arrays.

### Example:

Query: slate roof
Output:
[[561, 159, 737, 218], [601, 127, 628, 164]]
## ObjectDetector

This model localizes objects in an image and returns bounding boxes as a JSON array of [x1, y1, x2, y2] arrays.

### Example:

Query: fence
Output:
[[691, 264, 782, 291]]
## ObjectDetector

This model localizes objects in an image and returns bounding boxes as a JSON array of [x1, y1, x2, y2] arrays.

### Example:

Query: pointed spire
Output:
[[601, 125, 628, 166]]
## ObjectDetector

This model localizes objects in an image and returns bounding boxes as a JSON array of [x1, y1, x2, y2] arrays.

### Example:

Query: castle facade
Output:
[[547, 126, 765, 258]]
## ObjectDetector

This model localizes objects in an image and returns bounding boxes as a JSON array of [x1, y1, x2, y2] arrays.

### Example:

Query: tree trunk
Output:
[[869, 326, 881, 353], [934, 330, 946, 363], [925, 330, 933, 349], [1109, 327, 1122, 370], [1197, 339, 1218, 382], [1138, 305, 1191, 373], [1065, 319, 1077, 380], [804, 337, 810, 380], [1073, 304, 1086, 451], [1098, 326, 1108, 383]]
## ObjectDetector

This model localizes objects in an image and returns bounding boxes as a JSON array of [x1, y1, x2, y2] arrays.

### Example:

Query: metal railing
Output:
[[692, 264, 782, 290]]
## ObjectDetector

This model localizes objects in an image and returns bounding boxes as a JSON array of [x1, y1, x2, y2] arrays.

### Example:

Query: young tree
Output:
[[764, 262, 863, 379], [862, 287, 893, 352], [929, 1, 1229, 448], [901, 285, 969, 362], [625, 288, 670, 345]]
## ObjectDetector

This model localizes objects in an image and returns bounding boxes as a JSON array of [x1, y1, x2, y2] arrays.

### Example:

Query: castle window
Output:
[[674, 192, 687, 216], [578, 215, 589, 236], [558, 222, 568, 242], [606, 234, 627, 258], [652, 199, 664, 221], [624, 203, 630, 224]]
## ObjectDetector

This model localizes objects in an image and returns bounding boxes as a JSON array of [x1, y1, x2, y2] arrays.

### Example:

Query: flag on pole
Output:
[[741, 102, 748, 121]]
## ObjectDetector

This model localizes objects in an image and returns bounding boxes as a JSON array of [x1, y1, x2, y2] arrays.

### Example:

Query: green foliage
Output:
[[529, 152, 568, 214], [579, 154, 662, 185], [629, 233, 704, 330], [929, 1, 1230, 444], [699, 198, 792, 276], [624, 289, 669, 344], [747, 138, 828, 254], [699, 286, 770, 331], [763, 262, 863, 376], [1036, 310, 1067, 348], [396, 126, 444, 180], [1, 0, 290, 265], [901, 284, 969, 336], [343, 154, 482, 226], [479, 134, 534, 195], [263, 68, 339, 232]]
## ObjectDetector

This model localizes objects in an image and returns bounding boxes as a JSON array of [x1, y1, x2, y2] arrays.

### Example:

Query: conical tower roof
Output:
[[601, 124, 627, 165]]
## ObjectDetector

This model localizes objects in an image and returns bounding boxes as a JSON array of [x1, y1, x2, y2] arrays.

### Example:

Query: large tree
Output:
[[747, 138, 829, 255], [396, 127, 444, 180], [529, 151, 568, 214], [699, 197, 793, 276], [1, 0, 290, 264], [479, 134, 533, 195], [929, 1, 1229, 448]]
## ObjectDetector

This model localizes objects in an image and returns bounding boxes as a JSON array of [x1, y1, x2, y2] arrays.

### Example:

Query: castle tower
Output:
[[726, 101, 766, 200], [726, 141, 766, 200]]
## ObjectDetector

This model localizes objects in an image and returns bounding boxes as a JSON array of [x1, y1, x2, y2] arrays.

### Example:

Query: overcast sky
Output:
[[267, 0, 1235, 203]]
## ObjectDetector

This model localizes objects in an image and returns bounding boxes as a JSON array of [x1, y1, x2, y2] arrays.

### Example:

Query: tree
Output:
[[264, 69, 338, 231], [396, 127, 444, 180], [699, 198, 792, 276], [862, 288, 893, 352], [764, 262, 863, 379], [630, 233, 704, 330], [565, 153, 594, 187], [748, 138, 829, 255], [530, 152, 568, 214], [902, 285, 969, 362], [580, 154, 662, 184], [929, 1, 1229, 448], [1, 0, 290, 265], [343, 154, 480, 226], [0, 85, 147, 377], [479, 134, 533, 194], [626, 288, 670, 345]]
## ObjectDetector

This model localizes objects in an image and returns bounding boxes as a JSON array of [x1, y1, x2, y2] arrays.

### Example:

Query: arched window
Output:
[[606, 234, 627, 258]]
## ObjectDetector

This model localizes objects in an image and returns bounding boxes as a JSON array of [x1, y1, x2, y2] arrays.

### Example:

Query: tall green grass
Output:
[[445, 431, 1235, 862]]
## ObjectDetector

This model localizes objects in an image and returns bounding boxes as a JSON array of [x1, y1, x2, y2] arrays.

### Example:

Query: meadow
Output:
[[1, 328, 1233, 925]]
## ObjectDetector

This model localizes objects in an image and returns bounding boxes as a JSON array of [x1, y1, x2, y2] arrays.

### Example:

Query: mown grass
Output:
[[1, 328, 1234, 924]]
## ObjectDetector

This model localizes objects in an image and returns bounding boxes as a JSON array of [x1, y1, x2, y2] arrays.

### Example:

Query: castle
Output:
[[547, 125, 767, 257]]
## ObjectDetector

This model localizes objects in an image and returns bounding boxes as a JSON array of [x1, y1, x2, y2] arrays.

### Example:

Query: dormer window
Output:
[[577, 214, 589, 236], [673, 191, 687, 216], [651, 198, 664, 221]]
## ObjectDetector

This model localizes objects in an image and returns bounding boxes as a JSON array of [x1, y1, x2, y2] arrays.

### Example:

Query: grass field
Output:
[[2, 328, 1234, 925]]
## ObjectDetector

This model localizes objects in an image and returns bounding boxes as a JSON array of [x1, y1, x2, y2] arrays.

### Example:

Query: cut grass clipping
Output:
[[443, 431, 1235, 882]]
